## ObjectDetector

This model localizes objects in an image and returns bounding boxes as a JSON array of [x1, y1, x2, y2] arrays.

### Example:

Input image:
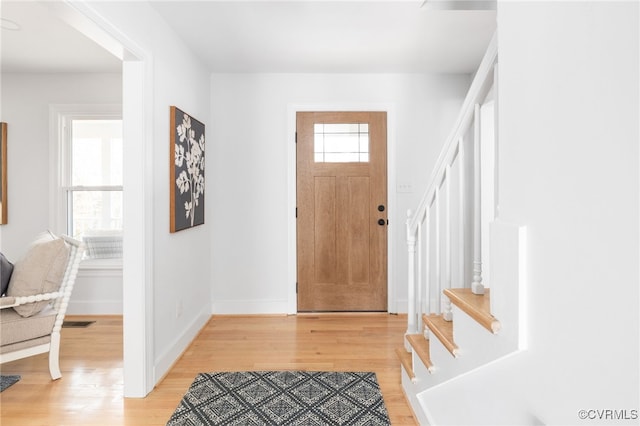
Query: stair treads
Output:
[[444, 288, 501, 334], [406, 334, 433, 372], [395, 347, 415, 379], [423, 314, 459, 357]]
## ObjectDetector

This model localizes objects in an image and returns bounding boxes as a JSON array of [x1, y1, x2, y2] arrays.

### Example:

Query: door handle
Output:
[[378, 219, 386, 226]]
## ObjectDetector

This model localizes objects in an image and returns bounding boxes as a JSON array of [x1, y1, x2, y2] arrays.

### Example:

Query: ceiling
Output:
[[0, 1, 122, 73], [1, 1, 496, 74], [151, 1, 496, 73]]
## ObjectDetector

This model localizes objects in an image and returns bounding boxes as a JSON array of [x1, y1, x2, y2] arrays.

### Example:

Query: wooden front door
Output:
[[297, 111, 387, 311]]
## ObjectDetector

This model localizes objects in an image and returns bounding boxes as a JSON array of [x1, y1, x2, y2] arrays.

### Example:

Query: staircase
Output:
[[397, 33, 527, 425]]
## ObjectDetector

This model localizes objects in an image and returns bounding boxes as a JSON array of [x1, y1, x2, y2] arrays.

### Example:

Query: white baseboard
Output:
[[154, 305, 211, 383], [212, 298, 407, 315], [395, 298, 408, 314], [67, 300, 123, 315], [211, 299, 289, 315]]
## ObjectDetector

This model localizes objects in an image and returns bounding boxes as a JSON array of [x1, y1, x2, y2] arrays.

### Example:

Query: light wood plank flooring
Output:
[[0, 314, 417, 425]]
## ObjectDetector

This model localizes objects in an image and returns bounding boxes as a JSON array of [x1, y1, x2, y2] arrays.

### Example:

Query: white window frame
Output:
[[49, 104, 123, 269]]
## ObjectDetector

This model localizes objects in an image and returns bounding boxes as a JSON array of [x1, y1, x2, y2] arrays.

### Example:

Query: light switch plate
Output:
[[397, 183, 413, 193]]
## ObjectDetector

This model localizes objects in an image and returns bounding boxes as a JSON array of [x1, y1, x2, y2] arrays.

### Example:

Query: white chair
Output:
[[0, 235, 84, 380]]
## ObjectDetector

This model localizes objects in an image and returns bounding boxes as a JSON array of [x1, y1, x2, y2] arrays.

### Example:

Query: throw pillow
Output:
[[0, 252, 14, 296], [7, 237, 70, 317]]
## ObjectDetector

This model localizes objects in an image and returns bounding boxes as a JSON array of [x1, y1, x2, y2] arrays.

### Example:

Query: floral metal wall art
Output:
[[170, 107, 205, 233]]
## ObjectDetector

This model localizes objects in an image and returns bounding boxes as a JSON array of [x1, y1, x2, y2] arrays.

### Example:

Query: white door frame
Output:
[[287, 103, 397, 314], [49, 1, 155, 397]]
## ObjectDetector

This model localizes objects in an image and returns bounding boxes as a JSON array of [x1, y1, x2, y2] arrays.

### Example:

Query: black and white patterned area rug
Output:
[[167, 371, 391, 425], [0, 375, 20, 392]]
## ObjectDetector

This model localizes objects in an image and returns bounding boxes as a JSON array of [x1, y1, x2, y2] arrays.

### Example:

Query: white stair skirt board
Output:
[[489, 220, 528, 350], [400, 368, 431, 426]]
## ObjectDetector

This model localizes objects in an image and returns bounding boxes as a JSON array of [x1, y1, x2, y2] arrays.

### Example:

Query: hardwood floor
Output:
[[0, 314, 417, 425]]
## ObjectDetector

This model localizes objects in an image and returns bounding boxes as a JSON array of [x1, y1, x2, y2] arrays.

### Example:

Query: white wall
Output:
[[68, 267, 123, 315], [210, 73, 470, 314], [0, 72, 124, 314], [0, 73, 122, 255], [421, 2, 639, 424]]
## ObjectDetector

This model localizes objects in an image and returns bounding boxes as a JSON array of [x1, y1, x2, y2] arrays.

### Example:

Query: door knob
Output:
[[378, 219, 386, 226]]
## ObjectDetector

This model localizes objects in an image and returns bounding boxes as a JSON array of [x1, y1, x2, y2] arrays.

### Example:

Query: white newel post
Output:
[[472, 104, 485, 295]]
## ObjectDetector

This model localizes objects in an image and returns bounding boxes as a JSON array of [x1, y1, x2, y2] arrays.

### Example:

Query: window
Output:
[[53, 106, 123, 260], [314, 123, 369, 163]]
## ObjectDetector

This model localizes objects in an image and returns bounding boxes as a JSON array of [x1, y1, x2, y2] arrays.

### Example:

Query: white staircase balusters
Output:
[[405, 140, 464, 327], [401, 32, 500, 423], [424, 208, 431, 339], [472, 103, 485, 295], [434, 185, 442, 316], [458, 137, 466, 295], [405, 30, 497, 344], [443, 164, 453, 321]]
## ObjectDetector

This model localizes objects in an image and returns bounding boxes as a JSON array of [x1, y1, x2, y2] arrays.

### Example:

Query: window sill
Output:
[[80, 258, 123, 271]]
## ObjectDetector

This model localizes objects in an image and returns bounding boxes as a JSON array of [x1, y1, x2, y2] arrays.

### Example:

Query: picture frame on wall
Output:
[[169, 106, 205, 233], [1, 122, 7, 225]]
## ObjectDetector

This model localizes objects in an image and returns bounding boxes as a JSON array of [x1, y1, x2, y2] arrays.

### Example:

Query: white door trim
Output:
[[48, 1, 155, 397], [287, 103, 397, 314]]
